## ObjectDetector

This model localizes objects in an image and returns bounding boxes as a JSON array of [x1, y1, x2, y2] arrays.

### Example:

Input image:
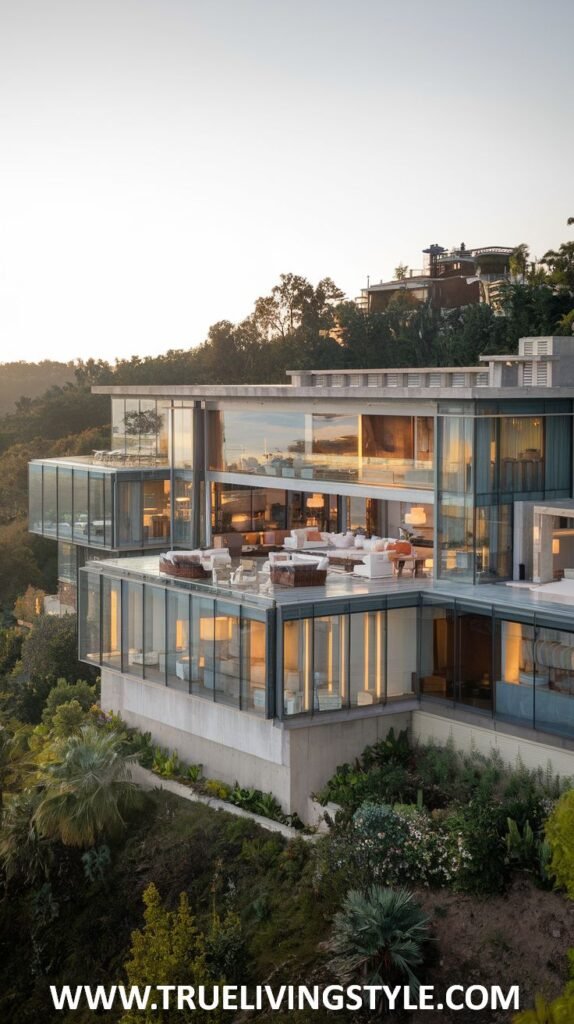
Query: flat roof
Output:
[[91, 384, 574, 402]]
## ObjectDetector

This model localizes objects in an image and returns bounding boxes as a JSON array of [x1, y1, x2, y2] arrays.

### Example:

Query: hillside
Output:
[[0, 362, 75, 415]]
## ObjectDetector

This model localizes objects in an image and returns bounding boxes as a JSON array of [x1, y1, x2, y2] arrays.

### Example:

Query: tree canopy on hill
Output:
[[0, 361, 75, 416]]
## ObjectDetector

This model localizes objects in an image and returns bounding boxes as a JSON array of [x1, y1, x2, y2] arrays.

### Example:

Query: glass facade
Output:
[[282, 605, 416, 715], [209, 410, 434, 489], [29, 461, 170, 550], [438, 404, 573, 584], [211, 483, 338, 536], [80, 570, 269, 715], [111, 398, 170, 461], [497, 620, 574, 736]]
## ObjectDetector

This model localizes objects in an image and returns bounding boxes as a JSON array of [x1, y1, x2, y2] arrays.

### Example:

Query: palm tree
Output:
[[329, 886, 430, 997], [33, 726, 139, 848], [0, 791, 53, 885]]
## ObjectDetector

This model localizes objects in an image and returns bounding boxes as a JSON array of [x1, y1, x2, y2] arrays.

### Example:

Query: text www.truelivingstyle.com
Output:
[[50, 983, 520, 1013]]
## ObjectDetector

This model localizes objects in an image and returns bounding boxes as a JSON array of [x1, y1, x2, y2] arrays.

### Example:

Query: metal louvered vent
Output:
[[537, 339, 549, 354], [476, 372, 489, 386], [331, 374, 345, 387], [367, 373, 381, 387], [350, 374, 362, 386], [428, 372, 441, 387], [314, 375, 326, 388], [523, 340, 534, 355], [407, 373, 421, 387], [523, 362, 533, 386], [537, 361, 548, 386], [386, 373, 399, 387], [452, 373, 465, 387]]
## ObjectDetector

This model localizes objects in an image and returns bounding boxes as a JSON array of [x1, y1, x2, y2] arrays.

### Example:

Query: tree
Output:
[[545, 789, 574, 898], [0, 790, 53, 886], [509, 243, 530, 280], [328, 886, 430, 1002], [394, 263, 409, 281], [121, 883, 221, 1024], [33, 726, 138, 848], [41, 678, 97, 727]]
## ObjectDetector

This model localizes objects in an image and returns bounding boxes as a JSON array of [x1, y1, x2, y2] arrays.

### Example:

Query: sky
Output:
[[0, 0, 573, 365]]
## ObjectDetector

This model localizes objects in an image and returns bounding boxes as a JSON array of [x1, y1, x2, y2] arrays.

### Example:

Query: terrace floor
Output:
[[89, 554, 574, 622]]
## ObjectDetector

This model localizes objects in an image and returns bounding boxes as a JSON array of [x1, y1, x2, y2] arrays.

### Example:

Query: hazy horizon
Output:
[[1, 0, 573, 364]]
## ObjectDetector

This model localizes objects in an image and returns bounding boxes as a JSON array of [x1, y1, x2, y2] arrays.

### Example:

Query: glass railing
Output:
[[219, 452, 434, 489]]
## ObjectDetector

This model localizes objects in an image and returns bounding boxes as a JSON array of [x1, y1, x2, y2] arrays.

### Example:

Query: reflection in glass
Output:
[[349, 611, 384, 707], [123, 581, 144, 678], [314, 615, 344, 711], [241, 619, 266, 714], [214, 602, 240, 708], [143, 586, 166, 684], [43, 466, 58, 536], [283, 620, 312, 715], [166, 590, 190, 692], [79, 572, 101, 664], [73, 470, 89, 541], [387, 607, 417, 697], [457, 612, 492, 711], [419, 605, 454, 700], [28, 464, 43, 532], [101, 578, 121, 670]]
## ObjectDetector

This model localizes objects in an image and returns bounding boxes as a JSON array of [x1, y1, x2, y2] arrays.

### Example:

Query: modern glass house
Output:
[[28, 337, 574, 819]]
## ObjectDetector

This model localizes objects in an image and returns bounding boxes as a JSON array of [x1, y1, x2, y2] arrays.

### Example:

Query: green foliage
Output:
[[33, 725, 139, 848], [328, 885, 430, 998], [121, 882, 221, 1024], [0, 791, 53, 886], [41, 678, 97, 726], [545, 790, 574, 898], [0, 626, 24, 677], [204, 779, 232, 801], [350, 802, 462, 889], [443, 798, 508, 895], [50, 699, 88, 738], [204, 910, 247, 984], [81, 844, 111, 884], [152, 746, 184, 778]]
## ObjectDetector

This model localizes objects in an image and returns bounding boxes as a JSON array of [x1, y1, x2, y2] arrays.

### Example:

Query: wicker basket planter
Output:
[[270, 564, 327, 587], [159, 557, 210, 580]]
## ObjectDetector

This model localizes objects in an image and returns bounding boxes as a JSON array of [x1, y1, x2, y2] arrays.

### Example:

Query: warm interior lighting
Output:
[[199, 616, 229, 642], [404, 505, 427, 527], [533, 525, 540, 544], [110, 587, 118, 651], [364, 615, 370, 691], [231, 512, 250, 524], [376, 611, 383, 698], [175, 496, 190, 503], [306, 493, 323, 509], [176, 619, 185, 649], [552, 538, 560, 555], [340, 621, 347, 702], [328, 621, 333, 692], [304, 619, 311, 710]]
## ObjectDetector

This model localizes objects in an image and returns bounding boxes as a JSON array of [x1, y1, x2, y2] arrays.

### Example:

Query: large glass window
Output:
[[101, 577, 121, 670], [142, 479, 170, 545], [28, 464, 43, 532], [475, 504, 512, 581], [457, 611, 493, 711], [174, 474, 193, 545], [143, 586, 166, 685], [73, 470, 89, 541], [313, 615, 345, 711], [43, 465, 58, 536], [123, 581, 144, 677], [241, 618, 266, 714], [89, 474, 106, 546], [166, 590, 190, 692], [349, 611, 385, 707], [419, 604, 455, 700], [192, 597, 217, 700], [500, 417, 543, 494], [283, 619, 312, 715], [57, 468, 73, 538], [111, 399, 126, 452], [210, 410, 305, 475], [387, 607, 417, 698], [214, 602, 240, 708], [118, 480, 143, 546], [173, 406, 194, 468], [496, 622, 574, 737], [58, 542, 77, 583], [79, 572, 101, 664]]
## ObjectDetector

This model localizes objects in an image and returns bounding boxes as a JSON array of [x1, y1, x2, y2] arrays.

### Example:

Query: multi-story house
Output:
[[28, 336, 574, 819], [358, 242, 515, 313]]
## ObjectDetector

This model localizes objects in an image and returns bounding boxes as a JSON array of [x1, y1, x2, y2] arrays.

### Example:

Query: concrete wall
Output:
[[101, 669, 412, 821], [413, 709, 574, 778]]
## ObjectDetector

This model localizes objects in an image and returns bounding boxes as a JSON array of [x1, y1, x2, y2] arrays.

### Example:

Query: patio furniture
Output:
[[270, 558, 327, 587]]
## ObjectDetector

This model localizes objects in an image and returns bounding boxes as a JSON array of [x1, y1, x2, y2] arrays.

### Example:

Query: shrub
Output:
[[444, 798, 508, 895], [42, 679, 97, 726], [204, 779, 232, 801], [351, 802, 461, 889], [328, 885, 430, 999], [545, 790, 574, 898]]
